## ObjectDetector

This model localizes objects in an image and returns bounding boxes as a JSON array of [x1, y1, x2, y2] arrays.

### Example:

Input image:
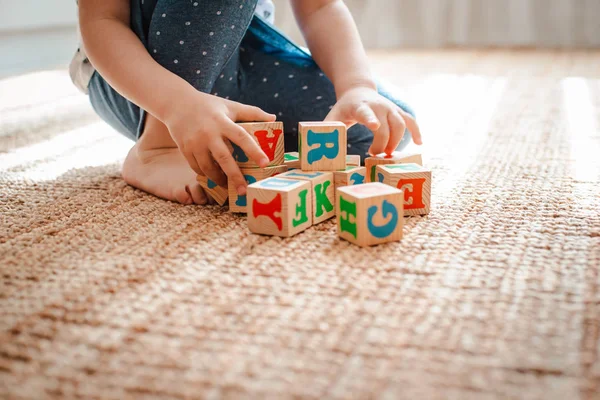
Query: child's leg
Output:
[[88, 0, 258, 204], [231, 43, 415, 162]]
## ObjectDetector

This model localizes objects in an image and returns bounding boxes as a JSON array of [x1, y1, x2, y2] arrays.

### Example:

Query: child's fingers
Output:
[[209, 139, 248, 195], [182, 150, 203, 176], [233, 103, 276, 123], [385, 111, 407, 155], [398, 108, 423, 145], [226, 123, 269, 168], [324, 104, 355, 127], [353, 104, 380, 131], [368, 109, 390, 156], [189, 183, 208, 205], [198, 152, 227, 188]]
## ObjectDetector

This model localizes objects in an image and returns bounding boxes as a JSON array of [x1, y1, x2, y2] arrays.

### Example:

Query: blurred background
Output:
[[1, 0, 599, 77]]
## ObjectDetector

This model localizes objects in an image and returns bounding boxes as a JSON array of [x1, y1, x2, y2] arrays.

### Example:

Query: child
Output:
[[73, 0, 421, 205]]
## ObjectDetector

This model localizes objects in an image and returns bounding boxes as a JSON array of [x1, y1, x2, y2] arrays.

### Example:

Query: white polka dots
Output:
[[274, 93, 279, 98], [249, 61, 254, 67], [174, 59, 179, 64], [193, 2, 198, 6], [278, 112, 283, 116], [215, 62, 219, 66], [153, 49, 157, 53], [185, 21, 191, 26], [156, 31, 161, 36], [316, 96, 323, 100], [209, 32, 214, 36], [202, 51, 207, 56], [196, 70, 201, 74], [220, 74, 224, 79], [329, 105, 334, 109], [302, 86, 308, 90], [288, 74, 294, 78], [161, 13, 166, 17], [319, 72, 324, 77], [348, 143, 352, 148], [223, 44, 227, 48], [231, 25, 236, 29], [262, 77, 268, 82], [179, 40, 184, 45], [216, 10, 222, 15], [240, 4, 243, 8], [229, 77, 233, 81], [274, 62, 280, 66]]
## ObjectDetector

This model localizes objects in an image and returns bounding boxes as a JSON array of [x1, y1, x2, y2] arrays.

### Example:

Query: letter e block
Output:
[[197, 175, 228, 206], [232, 122, 285, 168], [247, 177, 312, 237], [376, 163, 431, 215], [228, 165, 288, 213], [337, 183, 404, 247], [334, 166, 366, 190], [299, 122, 347, 171], [277, 170, 335, 225], [365, 151, 423, 182]]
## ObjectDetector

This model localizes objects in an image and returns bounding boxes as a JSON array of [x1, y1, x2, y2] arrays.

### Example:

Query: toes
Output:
[[188, 184, 208, 205], [174, 187, 194, 205]]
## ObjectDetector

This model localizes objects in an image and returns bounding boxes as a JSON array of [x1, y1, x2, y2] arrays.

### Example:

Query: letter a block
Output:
[[376, 163, 431, 216], [277, 170, 335, 225], [365, 151, 423, 182], [228, 165, 288, 213], [284, 152, 300, 170], [337, 183, 404, 247], [334, 166, 366, 190], [196, 175, 228, 206], [247, 177, 312, 237], [232, 122, 285, 168], [299, 122, 347, 171]]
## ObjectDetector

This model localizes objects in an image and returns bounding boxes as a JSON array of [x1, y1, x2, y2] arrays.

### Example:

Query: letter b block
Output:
[[336, 183, 404, 247], [232, 122, 285, 168], [277, 170, 335, 225], [376, 163, 431, 216], [247, 177, 312, 237], [299, 122, 347, 171]]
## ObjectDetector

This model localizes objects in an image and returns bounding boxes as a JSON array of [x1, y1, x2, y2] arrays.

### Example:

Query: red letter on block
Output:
[[252, 193, 283, 230], [397, 178, 425, 209], [255, 129, 283, 161]]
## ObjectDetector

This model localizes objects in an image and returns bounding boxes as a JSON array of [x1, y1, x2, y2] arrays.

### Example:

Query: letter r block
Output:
[[299, 122, 347, 171], [277, 170, 335, 225], [247, 177, 312, 237], [232, 122, 285, 168], [376, 163, 431, 216], [336, 183, 404, 247]]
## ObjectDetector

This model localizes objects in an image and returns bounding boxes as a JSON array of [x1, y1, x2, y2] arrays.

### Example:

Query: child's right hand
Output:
[[164, 90, 276, 195]]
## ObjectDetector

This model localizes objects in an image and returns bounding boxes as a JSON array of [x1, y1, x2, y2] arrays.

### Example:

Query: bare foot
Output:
[[122, 142, 212, 205]]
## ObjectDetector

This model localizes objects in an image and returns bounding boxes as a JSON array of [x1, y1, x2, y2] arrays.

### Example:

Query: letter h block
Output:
[[232, 122, 285, 168], [196, 175, 228, 206], [277, 170, 335, 225], [299, 122, 347, 171], [365, 151, 423, 182], [247, 177, 312, 237], [376, 163, 431, 216], [337, 183, 404, 247], [228, 165, 288, 213]]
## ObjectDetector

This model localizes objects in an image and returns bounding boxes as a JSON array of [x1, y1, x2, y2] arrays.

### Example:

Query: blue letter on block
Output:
[[235, 175, 257, 207], [231, 142, 249, 163], [259, 178, 298, 188], [307, 129, 339, 164], [350, 172, 364, 185], [367, 200, 399, 238], [377, 173, 385, 183], [208, 179, 217, 189]]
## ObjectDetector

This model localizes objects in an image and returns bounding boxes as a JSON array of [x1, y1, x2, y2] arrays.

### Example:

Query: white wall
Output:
[[273, 0, 600, 49], [0, 0, 78, 77]]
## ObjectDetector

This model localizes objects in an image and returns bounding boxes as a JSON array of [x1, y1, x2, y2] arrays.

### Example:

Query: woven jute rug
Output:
[[1, 50, 599, 400]]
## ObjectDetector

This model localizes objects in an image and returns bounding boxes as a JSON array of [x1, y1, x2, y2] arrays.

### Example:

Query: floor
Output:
[[1, 50, 599, 399]]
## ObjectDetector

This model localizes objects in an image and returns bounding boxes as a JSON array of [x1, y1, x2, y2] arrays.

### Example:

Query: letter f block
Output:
[[336, 183, 404, 247], [299, 122, 347, 171], [247, 177, 312, 237]]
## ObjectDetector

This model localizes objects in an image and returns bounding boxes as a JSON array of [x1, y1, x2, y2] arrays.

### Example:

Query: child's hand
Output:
[[164, 90, 276, 195], [325, 86, 422, 155]]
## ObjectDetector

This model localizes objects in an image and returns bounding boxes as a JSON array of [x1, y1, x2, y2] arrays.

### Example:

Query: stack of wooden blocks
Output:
[[197, 121, 431, 247]]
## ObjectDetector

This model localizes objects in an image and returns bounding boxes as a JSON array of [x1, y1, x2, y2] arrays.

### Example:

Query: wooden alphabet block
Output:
[[196, 175, 228, 206], [337, 183, 404, 247], [346, 154, 361, 167], [284, 152, 300, 170], [376, 163, 431, 216], [247, 177, 312, 237], [299, 122, 347, 171], [277, 170, 335, 225], [334, 166, 366, 190], [365, 151, 423, 182], [228, 165, 288, 213], [232, 122, 285, 168]]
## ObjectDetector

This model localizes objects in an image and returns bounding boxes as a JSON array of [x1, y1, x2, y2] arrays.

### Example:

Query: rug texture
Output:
[[1, 50, 599, 400]]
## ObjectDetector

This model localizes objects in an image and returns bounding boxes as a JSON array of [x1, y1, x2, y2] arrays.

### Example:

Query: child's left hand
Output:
[[325, 86, 422, 155]]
